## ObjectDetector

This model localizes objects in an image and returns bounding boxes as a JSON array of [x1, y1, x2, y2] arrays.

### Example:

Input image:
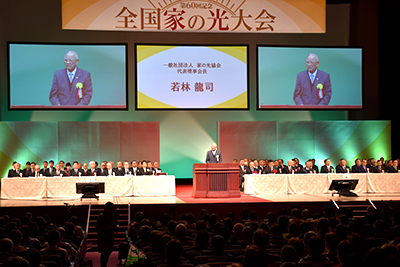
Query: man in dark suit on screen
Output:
[[205, 143, 222, 163], [293, 54, 332, 106], [49, 51, 93, 106]]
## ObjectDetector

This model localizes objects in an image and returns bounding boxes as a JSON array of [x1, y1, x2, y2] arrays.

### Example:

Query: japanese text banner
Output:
[[62, 0, 325, 33]]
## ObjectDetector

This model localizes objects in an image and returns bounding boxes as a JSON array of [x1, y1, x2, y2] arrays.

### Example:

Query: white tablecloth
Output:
[[0, 177, 47, 199], [1, 175, 175, 199], [133, 175, 176, 196], [244, 173, 400, 195]]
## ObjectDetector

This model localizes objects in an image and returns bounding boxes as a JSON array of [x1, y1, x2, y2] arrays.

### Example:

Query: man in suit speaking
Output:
[[293, 53, 332, 106], [49, 51, 93, 106], [205, 143, 222, 163]]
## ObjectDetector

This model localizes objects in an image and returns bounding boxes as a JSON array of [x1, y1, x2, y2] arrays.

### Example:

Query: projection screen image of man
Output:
[[49, 51, 93, 106], [293, 53, 332, 105]]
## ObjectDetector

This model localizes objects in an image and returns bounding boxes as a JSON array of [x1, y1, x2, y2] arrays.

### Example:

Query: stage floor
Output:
[[1, 185, 400, 207]]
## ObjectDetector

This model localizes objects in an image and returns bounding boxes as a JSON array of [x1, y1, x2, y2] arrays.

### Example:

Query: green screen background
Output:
[[9, 44, 126, 107], [258, 47, 363, 107]]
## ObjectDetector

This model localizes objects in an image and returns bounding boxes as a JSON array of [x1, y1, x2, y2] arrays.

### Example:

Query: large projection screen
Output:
[[136, 45, 248, 110], [8, 43, 127, 110], [257, 46, 363, 110]]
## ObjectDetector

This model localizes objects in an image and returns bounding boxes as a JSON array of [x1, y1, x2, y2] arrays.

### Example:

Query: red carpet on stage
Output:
[[175, 185, 272, 203]]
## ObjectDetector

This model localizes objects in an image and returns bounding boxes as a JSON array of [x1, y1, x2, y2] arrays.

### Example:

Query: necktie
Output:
[[310, 73, 314, 84], [69, 72, 73, 83]]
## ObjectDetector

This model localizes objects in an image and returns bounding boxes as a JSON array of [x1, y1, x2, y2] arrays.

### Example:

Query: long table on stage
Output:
[[244, 173, 400, 195], [0, 175, 176, 199]]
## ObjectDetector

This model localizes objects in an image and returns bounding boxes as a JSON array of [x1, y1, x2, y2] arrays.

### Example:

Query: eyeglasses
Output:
[[64, 58, 77, 63]]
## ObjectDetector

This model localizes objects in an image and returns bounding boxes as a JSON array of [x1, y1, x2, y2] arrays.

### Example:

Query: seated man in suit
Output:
[[320, 159, 334, 173], [64, 162, 72, 176], [98, 161, 107, 176], [33, 164, 45, 177], [351, 158, 361, 173], [368, 159, 378, 173], [205, 143, 222, 163], [246, 161, 257, 174], [105, 162, 115, 176], [113, 161, 124, 176], [388, 160, 400, 173], [139, 161, 151, 175], [263, 161, 277, 174], [252, 159, 261, 174], [258, 159, 266, 173], [42, 161, 49, 173], [310, 159, 319, 173], [53, 164, 64, 176], [277, 159, 287, 173], [131, 160, 141, 176], [293, 53, 332, 106], [335, 159, 350, 173], [59, 160, 66, 172], [357, 159, 369, 173], [293, 158, 303, 172], [8, 162, 24, 177], [282, 160, 298, 174], [26, 162, 36, 177], [373, 160, 385, 173], [45, 160, 56, 177], [23, 161, 31, 177], [301, 161, 315, 174], [7, 161, 17, 177], [123, 161, 132, 175], [153, 162, 162, 173], [239, 159, 246, 190], [88, 161, 101, 176], [49, 51, 93, 106], [70, 161, 84, 177], [147, 161, 156, 175], [81, 162, 90, 176]]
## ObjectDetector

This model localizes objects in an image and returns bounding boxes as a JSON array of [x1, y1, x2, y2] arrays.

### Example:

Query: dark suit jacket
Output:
[[8, 169, 24, 177], [293, 70, 332, 105], [70, 169, 84, 177], [104, 169, 115, 176], [81, 169, 90, 176], [282, 166, 298, 174], [335, 165, 349, 173], [301, 168, 314, 174], [372, 166, 385, 173], [99, 168, 107, 176], [131, 167, 142, 176], [88, 168, 101, 176], [357, 165, 368, 173], [113, 168, 125, 176], [245, 166, 257, 174], [320, 165, 334, 173], [44, 167, 57, 177], [312, 165, 319, 173], [26, 169, 36, 177], [205, 150, 222, 163], [351, 165, 360, 173], [140, 168, 152, 175], [49, 68, 93, 106], [263, 166, 277, 174], [387, 166, 400, 173]]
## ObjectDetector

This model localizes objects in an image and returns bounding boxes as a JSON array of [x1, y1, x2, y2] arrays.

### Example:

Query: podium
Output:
[[193, 163, 240, 198]]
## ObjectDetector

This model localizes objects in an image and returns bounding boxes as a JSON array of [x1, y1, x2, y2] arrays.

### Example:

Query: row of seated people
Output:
[[6, 160, 163, 178], [120, 205, 400, 267], [236, 157, 400, 175], [0, 213, 84, 267]]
